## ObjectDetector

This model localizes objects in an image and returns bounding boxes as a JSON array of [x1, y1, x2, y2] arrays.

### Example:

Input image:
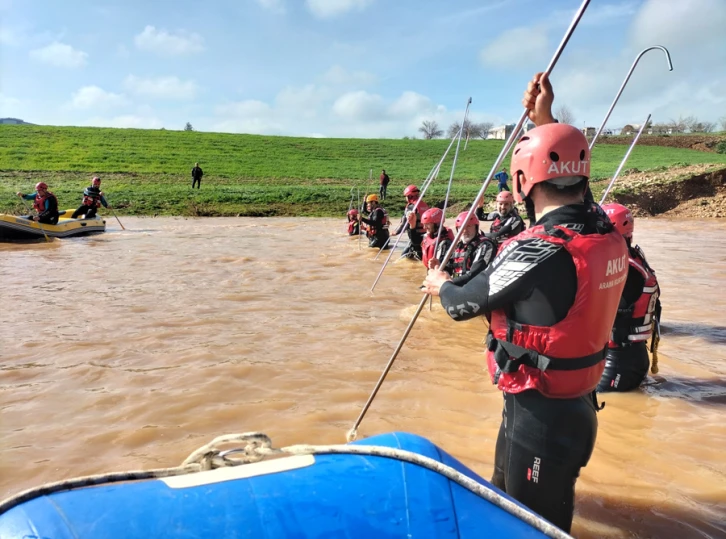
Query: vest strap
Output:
[[487, 333, 606, 373]]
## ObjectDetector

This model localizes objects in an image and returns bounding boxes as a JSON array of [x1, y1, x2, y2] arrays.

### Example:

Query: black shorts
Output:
[[491, 389, 599, 533], [597, 342, 650, 392]]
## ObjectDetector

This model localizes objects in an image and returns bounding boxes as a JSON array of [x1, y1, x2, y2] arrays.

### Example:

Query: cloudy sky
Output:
[[0, 0, 724, 137]]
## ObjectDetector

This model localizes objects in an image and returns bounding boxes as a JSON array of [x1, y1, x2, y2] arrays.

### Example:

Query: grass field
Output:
[[2, 125, 726, 217]]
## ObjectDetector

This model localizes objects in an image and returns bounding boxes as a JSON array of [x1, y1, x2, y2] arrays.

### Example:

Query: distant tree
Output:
[[692, 121, 716, 133], [447, 119, 481, 140], [719, 116, 726, 132], [418, 120, 443, 140], [476, 121, 494, 139], [554, 105, 575, 125], [184, 122, 194, 131]]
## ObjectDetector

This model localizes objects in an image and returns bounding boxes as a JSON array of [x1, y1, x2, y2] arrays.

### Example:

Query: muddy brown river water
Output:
[[1, 217, 725, 538]]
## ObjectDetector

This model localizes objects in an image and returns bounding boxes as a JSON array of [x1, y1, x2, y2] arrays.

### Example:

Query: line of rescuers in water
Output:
[[345, 136, 661, 399], [344, 72, 664, 533]]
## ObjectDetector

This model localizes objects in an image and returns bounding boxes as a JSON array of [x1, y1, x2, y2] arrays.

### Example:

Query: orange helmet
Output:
[[510, 123, 590, 203]]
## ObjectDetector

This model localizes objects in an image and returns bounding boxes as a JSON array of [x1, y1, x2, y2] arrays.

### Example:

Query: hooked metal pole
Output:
[[432, 98, 472, 272], [600, 113, 651, 204], [589, 46, 672, 150], [347, 0, 594, 442], [369, 128, 461, 289]]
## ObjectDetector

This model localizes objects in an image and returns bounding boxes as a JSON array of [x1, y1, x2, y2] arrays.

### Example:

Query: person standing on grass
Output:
[[191, 162, 203, 189], [495, 168, 510, 192], [379, 169, 390, 200]]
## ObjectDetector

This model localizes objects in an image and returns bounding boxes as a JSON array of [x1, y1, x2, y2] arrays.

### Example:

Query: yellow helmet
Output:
[[366, 194, 379, 203]]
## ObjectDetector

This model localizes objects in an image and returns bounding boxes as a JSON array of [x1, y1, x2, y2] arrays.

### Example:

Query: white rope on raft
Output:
[[0, 432, 573, 539]]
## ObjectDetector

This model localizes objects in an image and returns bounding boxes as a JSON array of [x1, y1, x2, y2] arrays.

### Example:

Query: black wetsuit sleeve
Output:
[[487, 215, 524, 241], [361, 209, 384, 227], [439, 237, 574, 322]]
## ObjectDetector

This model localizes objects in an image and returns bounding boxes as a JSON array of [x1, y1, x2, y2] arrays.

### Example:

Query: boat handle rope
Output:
[[0, 432, 573, 539]]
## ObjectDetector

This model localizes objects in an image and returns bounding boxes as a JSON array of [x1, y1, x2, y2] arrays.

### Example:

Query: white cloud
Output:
[[124, 76, 198, 100], [332, 90, 386, 121], [70, 86, 129, 109], [134, 25, 204, 56], [322, 65, 377, 86], [479, 25, 549, 69], [388, 91, 435, 119], [210, 76, 500, 138], [29, 41, 88, 68], [552, 0, 726, 129], [306, 0, 374, 18], [255, 0, 286, 14], [83, 115, 164, 129]]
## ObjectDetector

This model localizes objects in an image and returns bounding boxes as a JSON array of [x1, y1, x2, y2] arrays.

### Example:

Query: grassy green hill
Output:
[[2, 125, 726, 217]]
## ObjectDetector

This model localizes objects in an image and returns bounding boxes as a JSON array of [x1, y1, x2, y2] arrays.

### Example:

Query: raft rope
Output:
[[0, 432, 573, 539]]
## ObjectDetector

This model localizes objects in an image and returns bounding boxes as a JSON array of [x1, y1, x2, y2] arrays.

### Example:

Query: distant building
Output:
[[0, 118, 33, 125], [583, 127, 597, 137], [488, 121, 535, 140]]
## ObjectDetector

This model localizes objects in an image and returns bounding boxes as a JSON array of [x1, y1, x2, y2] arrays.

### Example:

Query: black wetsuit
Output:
[[360, 207, 389, 248], [395, 203, 425, 260], [445, 233, 497, 282], [483, 209, 526, 244], [438, 203, 612, 533], [597, 248, 653, 392]]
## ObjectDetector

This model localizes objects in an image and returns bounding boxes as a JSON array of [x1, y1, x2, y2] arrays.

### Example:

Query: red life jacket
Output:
[[486, 224, 628, 399], [609, 245, 660, 348], [33, 191, 58, 213], [82, 186, 103, 208], [449, 233, 491, 277], [421, 227, 454, 269], [347, 220, 359, 236], [489, 209, 525, 242]]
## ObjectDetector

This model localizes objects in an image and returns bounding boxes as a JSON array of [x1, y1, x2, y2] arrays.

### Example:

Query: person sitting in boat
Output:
[[17, 182, 60, 225], [421, 71, 629, 534], [598, 203, 662, 392], [72, 177, 111, 219], [420, 207, 454, 270], [346, 209, 360, 236], [390, 185, 429, 260], [443, 211, 496, 280], [480, 191, 526, 244], [359, 194, 390, 249]]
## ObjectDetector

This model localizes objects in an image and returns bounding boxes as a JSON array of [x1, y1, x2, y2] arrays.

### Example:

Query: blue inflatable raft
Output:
[[0, 432, 570, 538]]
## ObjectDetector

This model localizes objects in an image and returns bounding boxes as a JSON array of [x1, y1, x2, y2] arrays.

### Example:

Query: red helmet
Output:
[[601, 203, 634, 238], [455, 211, 479, 229], [496, 191, 514, 203], [347, 209, 359, 218], [35, 182, 48, 190], [510, 123, 590, 203], [92, 176, 101, 185], [403, 185, 420, 197], [421, 207, 444, 226]]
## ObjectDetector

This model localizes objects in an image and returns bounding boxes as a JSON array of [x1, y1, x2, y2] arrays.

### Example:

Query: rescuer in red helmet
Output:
[[598, 203, 661, 392], [419, 207, 454, 270], [390, 184, 429, 260], [17, 182, 60, 224], [479, 190, 526, 244], [421, 72, 628, 533]]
